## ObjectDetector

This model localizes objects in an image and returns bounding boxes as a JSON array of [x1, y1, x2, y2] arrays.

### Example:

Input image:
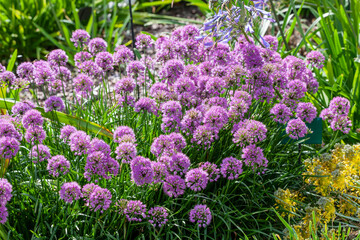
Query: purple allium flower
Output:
[[0, 122, 21, 141], [0, 178, 12, 206], [263, 35, 278, 51], [199, 61, 214, 76], [69, 131, 91, 155], [25, 126, 46, 144], [174, 77, 196, 96], [95, 51, 114, 71], [113, 45, 134, 65], [0, 137, 20, 159], [163, 175, 186, 198], [192, 125, 217, 149], [117, 134, 137, 145], [189, 205, 211, 228], [115, 142, 137, 164], [241, 144, 268, 169], [169, 153, 191, 176], [151, 135, 174, 157], [11, 101, 34, 116], [59, 182, 82, 203], [126, 61, 145, 79], [86, 187, 112, 213], [44, 96, 65, 112], [286, 118, 309, 139], [254, 86, 275, 103], [228, 98, 249, 122], [161, 117, 180, 133], [199, 162, 220, 182], [285, 80, 307, 100], [184, 64, 200, 80], [88, 38, 107, 55], [203, 106, 228, 132], [150, 82, 170, 100], [0, 64, 5, 73], [220, 157, 243, 180], [205, 77, 226, 97], [0, 206, 8, 224], [115, 77, 135, 94], [320, 108, 334, 122], [161, 101, 182, 120], [182, 25, 199, 40], [169, 132, 187, 152], [211, 65, 228, 78], [185, 168, 208, 191], [0, 71, 16, 87], [233, 90, 252, 106], [148, 206, 169, 227], [181, 108, 203, 135], [135, 34, 154, 50], [48, 79, 65, 93], [70, 29, 90, 48], [73, 73, 93, 97], [89, 138, 111, 156], [29, 144, 51, 163], [330, 116, 352, 134], [79, 61, 103, 79], [117, 95, 136, 107], [114, 126, 135, 144], [124, 200, 146, 222], [161, 59, 185, 85], [270, 103, 292, 124], [54, 66, 71, 81], [60, 125, 77, 142], [130, 156, 154, 186], [47, 155, 70, 177], [74, 51, 92, 67], [47, 49, 68, 67], [16, 62, 34, 80], [296, 102, 317, 123], [22, 109, 43, 129], [284, 56, 307, 80], [152, 162, 168, 184], [33, 63, 55, 86], [134, 97, 158, 116], [82, 183, 99, 199], [329, 97, 350, 117], [84, 151, 119, 181], [242, 44, 263, 69], [306, 51, 325, 69]]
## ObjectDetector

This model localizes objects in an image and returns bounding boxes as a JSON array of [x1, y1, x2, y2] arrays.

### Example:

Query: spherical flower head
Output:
[[285, 80, 307, 100], [114, 142, 136, 164], [181, 108, 203, 135], [134, 97, 159, 116], [150, 135, 174, 157], [25, 125, 46, 144], [161, 101, 182, 120], [228, 98, 249, 122], [205, 77, 226, 97], [270, 103, 292, 124], [87, 187, 112, 213], [130, 156, 154, 186], [54, 66, 71, 82], [17, 62, 34, 80], [113, 126, 135, 144], [73, 73, 93, 97], [0, 122, 21, 141], [60, 125, 77, 142], [241, 144, 268, 169], [152, 162, 168, 184], [184, 64, 200, 80], [89, 138, 111, 156], [329, 97, 350, 117], [69, 131, 91, 155], [168, 132, 186, 152], [33, 64, 55, 86], [182, 25, 199, 40], [115, 77, 135, 94], [284, 56, 307, 80], [220, 157, 243, 180], [0, 137, 20, 159], [199, 162, 220, 182], [47, 155, 70, 177], [189, 204, 211, 228], [0, 206, 8, 224], [29, 144, 51, 163], [192, 125, 217, 149], [163, 174, 186, 198], [59, 182, 82, 203], [148, 206, 169, 227], [113, 45, 134, 65], [233, 90, 252, 106], [161, 59, 185, 85], [0, 71, 16, 87], [70, 29, 90, 48], [124, 200, 146, 222], [244, 120, 268, 144], [286, 118, 309, 139], [254, 86, 275, 103], [296, 102, 317, 123], [95, 51, 114, 71], [22, 109, 43, 129], [79, 60, 103, 78], [82, 183, 100, 199], [263, 35, 278, 51], [126, 61, 145, 79], [44, 96, 65, 112], [84, 151, 119, 181], [185, 168, 209, 191], [306, 51, 325, 69], [47, 49, 68, 67], [74, 51, 92, 67], [88, 38, 107, 55], [169, 153, 191, 176], [11, 101, 34, 117], [330, 116, 352, 134], [203, 106, 229, 132], [174, 77, 196, 95], [242, 44, 263, 69], [0, 178, 12, 206], [135, 34, 154, 50], [117, 134, 137, 145], [0, 64, 5, 73]]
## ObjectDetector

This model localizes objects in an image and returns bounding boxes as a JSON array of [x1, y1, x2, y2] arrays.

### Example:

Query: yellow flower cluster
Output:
[[274, 188, 301, 218]]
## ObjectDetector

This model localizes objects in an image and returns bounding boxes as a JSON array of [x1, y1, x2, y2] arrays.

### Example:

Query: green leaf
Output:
[[6, 49, 17, 72]]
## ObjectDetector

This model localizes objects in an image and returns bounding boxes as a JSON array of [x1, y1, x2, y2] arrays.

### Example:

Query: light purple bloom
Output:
[[22, 109, 43, 129], [189, 204, 211, 228], [135, 34, 154, 50], [29, 144, 51, 163], [163, 175, 186, 198], [306, 51, 325, 68], [286, 118, 308, 139], [115, 142, 137, 164], [47, 49, 68, 67], [270, 103, 292, 124], [88, 38, 107, 55], [169, 153, 191, 176], [44, 96, 65, 112], [130, 156, 154, 186], [0, 178, 12, 206], [296, 102, 317, 123], [60, 125, 77, 142], [71, 29, 90, 48], [47, 155, 70, 177], [185, 168, 209, 191], [59, 182, 82, 203], [148, 206, 169, 227], [199, 162, 220, 182], [0, 137, 20, 159], [241, 144, 268, 169], [95, 52, 114, 71], [124, 200, 146, 222], [25, 126, 46, 144], [329, 97, 350, 117], [69, 131, 91, 155], [220, 157, 243, 180]]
